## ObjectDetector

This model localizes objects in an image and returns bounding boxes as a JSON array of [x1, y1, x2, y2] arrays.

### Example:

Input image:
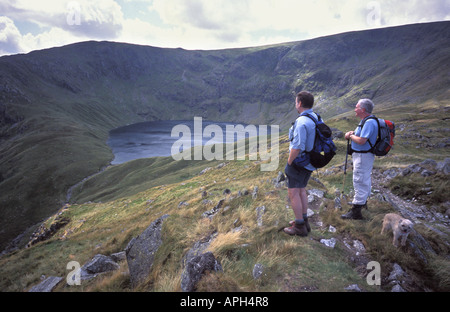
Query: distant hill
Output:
[[0, 21, 449, 251]]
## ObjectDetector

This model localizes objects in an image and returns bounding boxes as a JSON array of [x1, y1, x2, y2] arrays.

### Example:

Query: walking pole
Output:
[[342, 139, 350, 195]]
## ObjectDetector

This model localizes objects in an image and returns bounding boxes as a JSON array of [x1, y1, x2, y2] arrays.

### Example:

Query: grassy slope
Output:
[[0, 97, 449, 292]]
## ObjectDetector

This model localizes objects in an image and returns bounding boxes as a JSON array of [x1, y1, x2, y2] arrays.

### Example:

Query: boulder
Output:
[[388, 263, 406, 282], [28, 276, 63, 292], [180, 252, 223, 292], [80, 254, 120, 280], [183, 232, 217, 267], [126, 214, 169, 288], [437, 158, 450, 175]]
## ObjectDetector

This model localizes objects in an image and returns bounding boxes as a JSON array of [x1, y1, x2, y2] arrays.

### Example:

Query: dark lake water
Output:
[[107, 119, 269, 165]]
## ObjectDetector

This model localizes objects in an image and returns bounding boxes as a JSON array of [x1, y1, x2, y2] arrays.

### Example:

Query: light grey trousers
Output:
[[352, 152, 375, 205]]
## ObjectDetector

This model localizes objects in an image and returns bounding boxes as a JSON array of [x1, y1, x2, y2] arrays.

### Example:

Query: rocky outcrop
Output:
[[26, 207, 70, 248], [125, 214, 170, 288], [202, 199, 225, 219]]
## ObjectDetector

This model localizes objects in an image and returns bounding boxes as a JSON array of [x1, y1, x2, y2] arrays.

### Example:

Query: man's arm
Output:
[[288, 148, 300, 165], [345, 131, 368, 145], [350, 134, 368, 145]]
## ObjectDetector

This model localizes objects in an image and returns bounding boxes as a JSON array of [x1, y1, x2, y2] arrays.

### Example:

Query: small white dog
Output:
[[381, 213, 414, 247]]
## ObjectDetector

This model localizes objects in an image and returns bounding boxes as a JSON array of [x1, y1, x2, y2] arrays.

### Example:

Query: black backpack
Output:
[[291, 113, 336, 169]]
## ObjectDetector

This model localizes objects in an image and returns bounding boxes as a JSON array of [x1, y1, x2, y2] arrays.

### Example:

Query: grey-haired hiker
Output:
[[342, 99, 378, 220]]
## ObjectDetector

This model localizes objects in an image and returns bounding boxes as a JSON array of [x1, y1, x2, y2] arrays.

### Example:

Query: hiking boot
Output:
[[284, 222, 308, 236], [289, 218, 311, 232], [341, 204, 364, 220]]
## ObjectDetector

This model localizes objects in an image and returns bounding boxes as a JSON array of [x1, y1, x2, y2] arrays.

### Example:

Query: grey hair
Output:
[[358, 99, 374, 113]]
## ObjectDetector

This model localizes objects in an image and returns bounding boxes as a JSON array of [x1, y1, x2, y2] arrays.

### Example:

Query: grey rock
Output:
[[388, 263, 405, 281], [332, 129, 344, 139], [126, 214, 169, 288], [252, 186, 259, 199], [352, 240, 366, 254], [436, 158, 450, 175], [256, 206, 266, 227], [308, 189, 324, 198], [82, 254, 119, 275], [276, 171, 285, 183], [344, 284, 362, 292], [421, 159, 437, 167], [421, 169, 435, 177], [334, 196, 342, 209], [253, 263, 265, 280], [202, 199, 225, 219], [28, 276, 63, 292], [408, 164, 423, 173], [384, 168, 400, 180], [110, 251, 126, 262], [199, 167, 212, 175], [401, 167, 412, 176], [183, 232, 217, 267], [391, 284, 406, 292], [320, 237, 337, 248], [180, 252, 223, 292]]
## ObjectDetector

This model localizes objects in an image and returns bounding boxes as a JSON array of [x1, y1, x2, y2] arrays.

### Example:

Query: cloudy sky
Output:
[[0, 0, 449, 56]]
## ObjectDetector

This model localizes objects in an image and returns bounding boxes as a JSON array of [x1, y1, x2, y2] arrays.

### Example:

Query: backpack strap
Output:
[[357, 115, 379, 150], [290, 113, 318, 141], [300, 112, 320, 125], [289, 113, 318, 153]]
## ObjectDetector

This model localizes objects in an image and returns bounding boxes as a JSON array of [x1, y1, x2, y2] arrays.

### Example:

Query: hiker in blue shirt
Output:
[[284, 91, 317, 236], [342, 99, 378, 220]]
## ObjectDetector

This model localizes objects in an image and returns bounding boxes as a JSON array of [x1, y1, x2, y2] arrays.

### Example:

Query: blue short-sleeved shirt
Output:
[[352, 116, 378, 152], [289, 109, 317, 171]]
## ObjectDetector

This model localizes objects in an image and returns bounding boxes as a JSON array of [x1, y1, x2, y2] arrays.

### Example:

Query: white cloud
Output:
[[145, 0, 388, 48], [0, 16, 24, 55], [20, 27, 90, 54], [72, 0, 124, 38], [378, 0, 450, 26], [0, 0, 126, 55]]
